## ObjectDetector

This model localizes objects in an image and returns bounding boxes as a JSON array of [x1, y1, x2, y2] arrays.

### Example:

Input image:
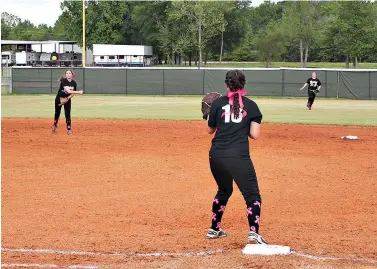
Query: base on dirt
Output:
[[242, 244, 291, 255]]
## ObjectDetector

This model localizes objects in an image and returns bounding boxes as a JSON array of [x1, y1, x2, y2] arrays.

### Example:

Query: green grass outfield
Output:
[[2, 95, 377, 126]]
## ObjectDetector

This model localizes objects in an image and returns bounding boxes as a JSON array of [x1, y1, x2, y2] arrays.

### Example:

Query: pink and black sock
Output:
[[211, 198, 228, 231], [246, 200, 262, 233]]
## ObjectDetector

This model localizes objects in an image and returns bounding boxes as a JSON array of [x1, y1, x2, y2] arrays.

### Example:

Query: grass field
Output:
[[2, 95, 377, 126]]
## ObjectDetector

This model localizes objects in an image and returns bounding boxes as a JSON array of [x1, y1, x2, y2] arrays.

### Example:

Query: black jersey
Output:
[[208, 96, 262, 158], [57, 79, 77, 98], [306, 78, 321, 91]]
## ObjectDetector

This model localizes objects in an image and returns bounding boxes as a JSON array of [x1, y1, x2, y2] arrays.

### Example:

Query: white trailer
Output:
[[92, 44, 153, 67], [31, 43, 82, 53], [1, 51, 15, 66]]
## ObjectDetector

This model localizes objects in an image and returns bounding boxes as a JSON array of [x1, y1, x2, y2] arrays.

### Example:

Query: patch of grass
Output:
[[2, 95, 377, 126]]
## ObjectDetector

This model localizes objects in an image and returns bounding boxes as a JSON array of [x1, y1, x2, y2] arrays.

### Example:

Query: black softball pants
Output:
[[209, 156, 261, 204], [54, 97, 71, 129], [308, 90, 316, 107]]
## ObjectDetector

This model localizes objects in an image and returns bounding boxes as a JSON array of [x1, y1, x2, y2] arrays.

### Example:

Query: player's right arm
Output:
[[64, 87, 83, 94], [300, 79, 310, 91]]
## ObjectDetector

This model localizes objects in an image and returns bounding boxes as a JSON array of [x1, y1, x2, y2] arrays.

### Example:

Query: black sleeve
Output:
[[306, 78, 310, 84], [57, 80, 65, 96], [247, 101, 263, 124], [208, 100, 218, 128], [73, 81, 77, 91], [317, 79, 322, 86], [59, 81, 64, 92]]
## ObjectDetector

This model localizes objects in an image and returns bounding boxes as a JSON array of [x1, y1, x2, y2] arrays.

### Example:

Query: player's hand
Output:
[[78, 90, 84, 94]]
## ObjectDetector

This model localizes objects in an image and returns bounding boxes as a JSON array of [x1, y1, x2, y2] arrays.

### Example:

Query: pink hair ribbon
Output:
[[226, 89, 248, 118]]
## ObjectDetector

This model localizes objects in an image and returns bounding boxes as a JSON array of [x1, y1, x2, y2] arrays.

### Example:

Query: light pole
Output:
[[82, 0, 86, 67]]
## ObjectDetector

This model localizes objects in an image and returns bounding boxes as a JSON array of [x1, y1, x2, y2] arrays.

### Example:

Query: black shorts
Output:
[[308, 90, 316, 99]]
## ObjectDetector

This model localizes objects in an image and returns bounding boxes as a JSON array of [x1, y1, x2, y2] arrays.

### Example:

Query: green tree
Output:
[[170, 1, 227, 67], [322, 0, 377, 68], [255, 22, 286, 67], [1, 12, 21, 39], [280, 1, 323, 67], [56, 0, 83, 46], [129, 1, 171, 63], [85, 0, 130, 48]]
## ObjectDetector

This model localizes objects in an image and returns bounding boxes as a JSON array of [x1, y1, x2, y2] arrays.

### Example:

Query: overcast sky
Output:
[[1, 0, 278, 27]]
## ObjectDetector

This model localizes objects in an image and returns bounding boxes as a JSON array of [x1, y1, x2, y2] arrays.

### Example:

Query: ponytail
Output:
[[225, 70, 245, 120], [232, 93, 241, 119]]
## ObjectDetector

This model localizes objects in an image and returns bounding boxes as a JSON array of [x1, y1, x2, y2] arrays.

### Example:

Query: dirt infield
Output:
[[2, 119, 377, 269]]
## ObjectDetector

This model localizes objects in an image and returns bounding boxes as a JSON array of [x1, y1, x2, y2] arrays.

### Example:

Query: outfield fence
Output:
[[5, 67, 377, 99]]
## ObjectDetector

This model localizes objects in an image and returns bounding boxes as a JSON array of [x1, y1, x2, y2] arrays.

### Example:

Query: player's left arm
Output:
[[207, 118, 216, 134], [317, 80, 322, 92]]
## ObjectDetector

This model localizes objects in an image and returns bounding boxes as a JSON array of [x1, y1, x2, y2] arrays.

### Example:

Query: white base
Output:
[[242, 244, 291, 255], [341, 135, 359, 140]]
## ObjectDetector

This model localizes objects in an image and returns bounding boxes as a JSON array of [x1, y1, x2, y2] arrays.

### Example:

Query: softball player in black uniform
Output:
[[52, 69, 83, 135], [300, 72, 321, 110], [205, 70, 268, 244]]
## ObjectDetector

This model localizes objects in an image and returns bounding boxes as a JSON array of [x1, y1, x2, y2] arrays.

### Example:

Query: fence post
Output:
[[125, 68, 128, 95], [202, 69, 205, 95], [162, 69, 165, 96], [10, 66, 13, 94], [369, 71, 371, 99], [83, 67, 86, 94], [281, 69, 285, 96], [50, 68, 53, 93], [336, 71, 339, 99], [325, 70, 328, 98]]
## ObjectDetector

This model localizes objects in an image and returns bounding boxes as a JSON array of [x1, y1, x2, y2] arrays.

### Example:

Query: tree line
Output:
[[2, 0, 377, 67]]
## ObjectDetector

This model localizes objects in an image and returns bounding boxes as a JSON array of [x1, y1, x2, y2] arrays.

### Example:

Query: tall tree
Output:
[[255, 21, 286, 67], [322, 0, 377, 68], [280, 1, 322, 67], [56, 0, 83, 46], [85, 0, 130, 48], [170, 1, 227, 67]]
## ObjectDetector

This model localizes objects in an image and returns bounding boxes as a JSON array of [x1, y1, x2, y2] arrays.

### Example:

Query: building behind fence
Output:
[[4, 67, 377, 99]]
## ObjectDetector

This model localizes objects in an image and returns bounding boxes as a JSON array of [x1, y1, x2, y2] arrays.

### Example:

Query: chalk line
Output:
[[1, 247, 224, 257], [1, 264, 97, 269], [292, 251, 377, 263], [2, 247, 377, 263]]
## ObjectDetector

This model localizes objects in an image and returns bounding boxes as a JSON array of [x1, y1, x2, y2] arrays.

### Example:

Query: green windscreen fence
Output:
[[10, 67, 377, 99]]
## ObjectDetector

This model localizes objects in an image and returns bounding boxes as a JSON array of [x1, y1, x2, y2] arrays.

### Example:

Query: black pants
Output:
[[308, 90, 316, 107], [209, 156, 261, 204], [54, 97, 71, 129]]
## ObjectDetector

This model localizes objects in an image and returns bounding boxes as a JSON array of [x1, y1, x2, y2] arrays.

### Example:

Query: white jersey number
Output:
[[309, 80, 318, 87], [222, 104, 243, 123]]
